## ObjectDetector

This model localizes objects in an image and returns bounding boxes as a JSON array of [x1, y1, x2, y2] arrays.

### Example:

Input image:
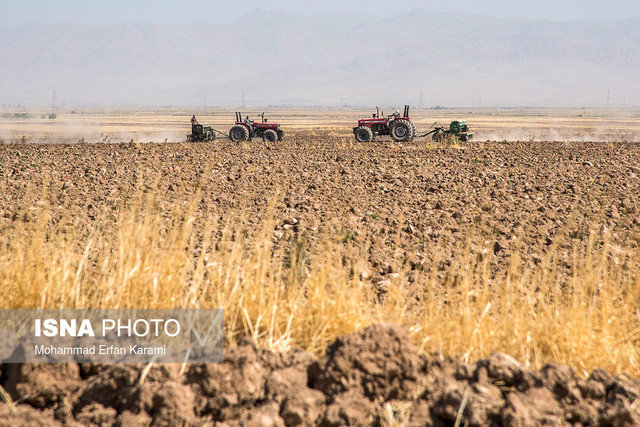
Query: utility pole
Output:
[[419, 90, 423, 108], [607, 89, 610, 108], [241, 91, 246, 109], [479, 97, 482, 108], [51, 89, 57, 109]]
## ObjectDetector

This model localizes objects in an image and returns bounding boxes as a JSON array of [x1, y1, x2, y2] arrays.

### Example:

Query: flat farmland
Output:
[[2, 134, 639, 365], [1, 110, 639, 425], [2, 107, 639, 142]]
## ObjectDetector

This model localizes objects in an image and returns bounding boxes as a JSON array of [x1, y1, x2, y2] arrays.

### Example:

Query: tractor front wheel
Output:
[[229, 125, 249, 142], [263, 129, 278, 143], [391, 119, 412, 142], [355, 126, 373, 143]]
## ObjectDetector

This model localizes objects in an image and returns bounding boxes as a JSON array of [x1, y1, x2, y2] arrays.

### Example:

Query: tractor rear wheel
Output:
[[355, 126, 373, 143], [409, 122, 417, 140], [263, 129, 278, 143], [390, 119, 411, 142], [229, 125, 249, 142]]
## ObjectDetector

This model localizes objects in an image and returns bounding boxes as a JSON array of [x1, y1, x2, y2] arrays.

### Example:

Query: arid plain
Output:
[[1, 107, 639, 425], [2, 107, 639, 143]]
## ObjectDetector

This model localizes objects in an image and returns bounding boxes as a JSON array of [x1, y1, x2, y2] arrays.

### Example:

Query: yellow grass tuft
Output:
[[0, 187, 638, 376]]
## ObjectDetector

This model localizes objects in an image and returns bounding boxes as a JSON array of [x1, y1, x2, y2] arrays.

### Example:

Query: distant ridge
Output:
[[0, 11, 638, 107]]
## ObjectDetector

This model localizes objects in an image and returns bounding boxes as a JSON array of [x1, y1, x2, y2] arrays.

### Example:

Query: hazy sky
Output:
[[2, 0, 640, 26]]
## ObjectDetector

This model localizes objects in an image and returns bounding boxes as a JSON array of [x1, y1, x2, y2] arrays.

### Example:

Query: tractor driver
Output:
[[244, 115, 252, 124], [191, 115, 199, 133], [390, 109, 400, 118]]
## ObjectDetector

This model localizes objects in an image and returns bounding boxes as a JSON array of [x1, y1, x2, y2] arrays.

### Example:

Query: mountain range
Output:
[[1, 10, 639, 107]]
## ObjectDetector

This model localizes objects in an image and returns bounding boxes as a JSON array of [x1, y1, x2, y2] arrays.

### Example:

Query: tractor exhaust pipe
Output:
[[404, 105, 409, 118]]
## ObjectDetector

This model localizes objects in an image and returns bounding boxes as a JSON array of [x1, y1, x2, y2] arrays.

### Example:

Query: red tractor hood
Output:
[[236, 122, 280, 129], [358, 118, 388, 127]]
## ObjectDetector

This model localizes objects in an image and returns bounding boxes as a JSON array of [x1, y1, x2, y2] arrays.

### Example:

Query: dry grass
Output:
[[1, 184, 639, 376]]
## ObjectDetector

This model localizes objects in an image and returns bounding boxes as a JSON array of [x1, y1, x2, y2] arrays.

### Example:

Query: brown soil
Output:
[[1, 140, 640, 425], [1, 323, 639, 426], [1, 139, 639, 285]]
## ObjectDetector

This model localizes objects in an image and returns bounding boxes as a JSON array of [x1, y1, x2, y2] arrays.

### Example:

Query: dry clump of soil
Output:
[[1, 324, 638, 426]]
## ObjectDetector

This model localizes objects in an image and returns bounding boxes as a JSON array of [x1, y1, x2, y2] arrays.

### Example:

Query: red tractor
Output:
[[228, 112, 284, 143], [353, 105, 416, 142]]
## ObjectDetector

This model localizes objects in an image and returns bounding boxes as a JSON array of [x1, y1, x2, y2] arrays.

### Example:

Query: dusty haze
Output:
[[1, 10, 639, 107]]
